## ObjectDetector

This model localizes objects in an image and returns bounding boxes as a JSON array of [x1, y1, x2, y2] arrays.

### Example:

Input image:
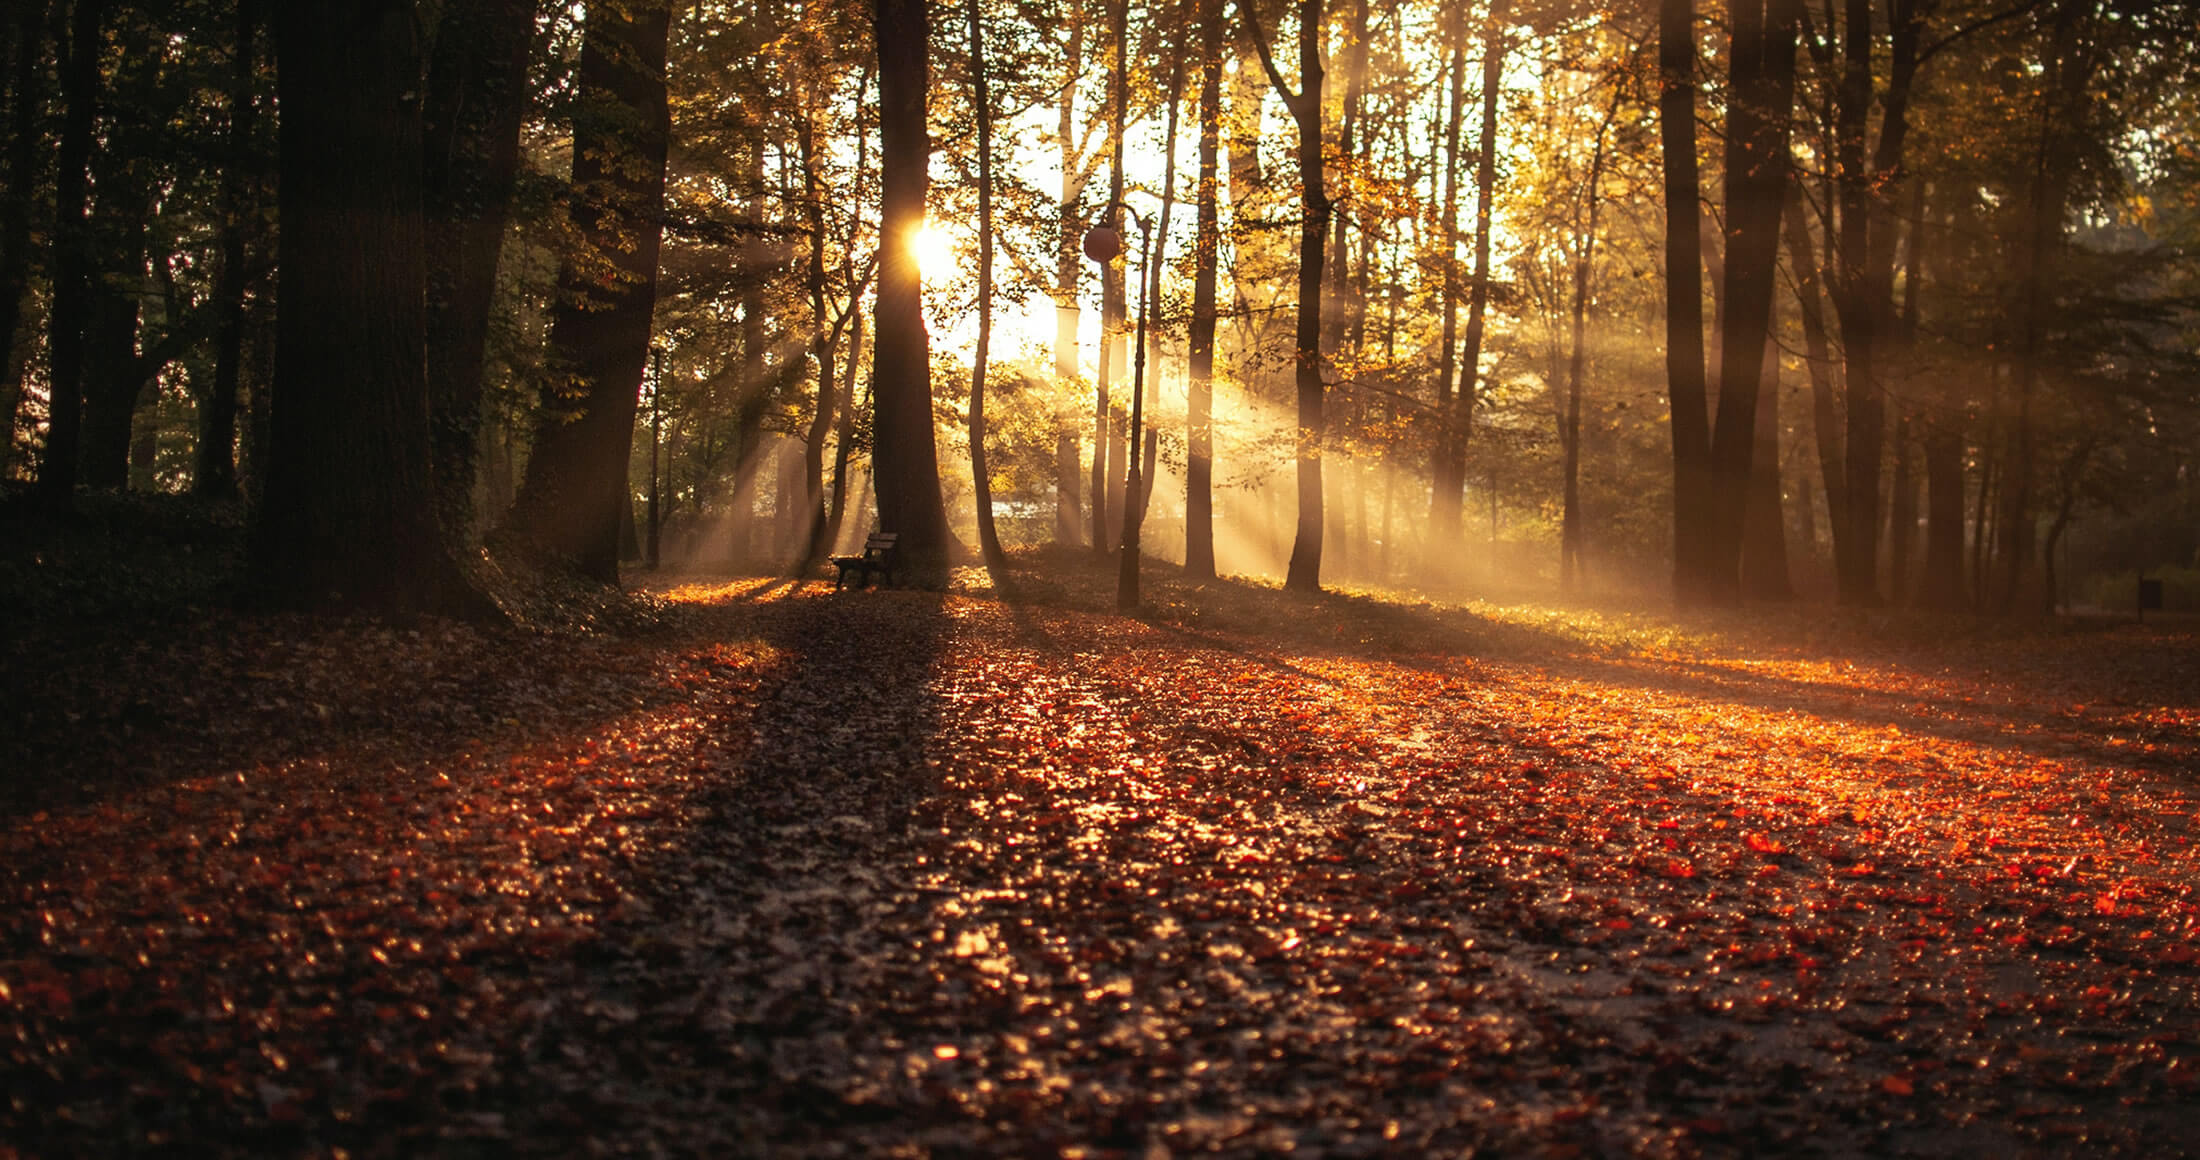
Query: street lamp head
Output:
[[1082, 223, 1123, 264]]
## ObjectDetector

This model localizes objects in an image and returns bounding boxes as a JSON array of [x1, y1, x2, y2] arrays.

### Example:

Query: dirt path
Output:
[[4, 580, 2196, 1156]]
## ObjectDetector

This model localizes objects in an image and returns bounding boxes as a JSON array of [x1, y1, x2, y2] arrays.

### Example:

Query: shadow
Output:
[[454, 584, 959, 1152], [0, 580, 956, 1155]]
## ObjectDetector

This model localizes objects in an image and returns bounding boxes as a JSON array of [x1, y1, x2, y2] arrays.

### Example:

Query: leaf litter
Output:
[[3, 563, 2197, 1157]]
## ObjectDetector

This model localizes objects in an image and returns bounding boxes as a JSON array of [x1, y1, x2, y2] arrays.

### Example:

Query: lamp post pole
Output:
[[1085, 202, 1152, 610]]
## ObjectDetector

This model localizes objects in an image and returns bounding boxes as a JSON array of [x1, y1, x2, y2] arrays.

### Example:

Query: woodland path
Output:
[[4, 574, 2198, 1156]]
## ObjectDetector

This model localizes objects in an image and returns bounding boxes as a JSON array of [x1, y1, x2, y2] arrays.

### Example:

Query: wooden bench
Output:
[[831, 531, 899, 590]]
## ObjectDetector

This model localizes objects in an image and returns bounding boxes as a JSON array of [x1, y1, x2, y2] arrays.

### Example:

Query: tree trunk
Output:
[[1995, 1, 2097, 615], [1246, 0, 1327, 592], [423, 0, 536, 542], [1052, 6, 1086, 548], [1886, 413, 1915, 603], [252, 0, 481, 615], [1781, 190, 1846, 557], [1444, 0, 1505, 553], [1703, 0, 1799, 604], [1323, 0, 1368, 360], [1829, 0, 1882, 606], [1659, 0, 1713, 601], [1740, 330, 1792, 599], [197, 0, 258, 499], [967, 0, 1006, 573], [0, 0, 48, 463], [1428, 16, 1466, 545], [824, 304, 864, 557], [502, 0, 672, 583], [1092, 0, 1128, 557], [1184, 0, 1223, 583], [869, 0, 951, 585], [1918, 419, 1966, 610], [39, 0, 107, 509], [1559, 92, 1616, 597]]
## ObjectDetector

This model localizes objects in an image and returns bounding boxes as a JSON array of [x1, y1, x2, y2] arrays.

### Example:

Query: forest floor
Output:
[[5, 514, 2200, 1156]]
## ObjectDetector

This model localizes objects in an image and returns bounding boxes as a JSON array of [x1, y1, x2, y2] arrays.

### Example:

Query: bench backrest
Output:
[[864, 532, 898, 558]]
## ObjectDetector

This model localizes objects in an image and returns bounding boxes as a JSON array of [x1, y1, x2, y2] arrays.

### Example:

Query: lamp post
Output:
[[1084, 201, 1152, 611]]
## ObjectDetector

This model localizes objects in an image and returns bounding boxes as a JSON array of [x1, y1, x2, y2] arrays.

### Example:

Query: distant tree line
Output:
[[2, 0, 2194, 613]]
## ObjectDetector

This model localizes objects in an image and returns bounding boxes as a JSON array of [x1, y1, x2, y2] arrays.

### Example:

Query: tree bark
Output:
[[1428, 14, 1466, 544], [502, 0, 672, 583], [38, 0, 107, 509], [1781, 190, 1846, 557], [253, 0, 481, 614], [1659, 0, 1713, 601], [1245, 0, 1328, 593], [1704, 0, 1799, 604], [197, 0, 259, 499], [0, 0, 47, 465], [1444, 0, 1506, 551], [967, 0, 1006, 574], [1184, 0, 1223, 583], [423, 0, 536, 542], [1560, 91, 1617, 596], [1918, 419, 1966, 610], [869, 0, 951, 585]]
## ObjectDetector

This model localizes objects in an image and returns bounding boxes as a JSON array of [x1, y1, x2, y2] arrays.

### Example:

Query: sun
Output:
[[910, 223, 958, 279]]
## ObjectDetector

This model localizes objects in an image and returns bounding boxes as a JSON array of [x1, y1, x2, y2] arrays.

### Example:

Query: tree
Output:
[[1658, 0, 1713, 602], [502, 0, 673, 583], [870, 0, 951, 586], [423, 0, 538, 540], [1183, 0, 1224, 583], [1704, 0, 1800, 603], [252, 0, 480, 614], [1242, 0, 1328, 593], [37, 0, 105, 509], [966, 0, 1006, 574], [197, 0, 261, 500]]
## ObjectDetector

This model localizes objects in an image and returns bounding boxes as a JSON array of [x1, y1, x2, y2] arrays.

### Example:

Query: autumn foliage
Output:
[[4, 550, 2198, 1154]]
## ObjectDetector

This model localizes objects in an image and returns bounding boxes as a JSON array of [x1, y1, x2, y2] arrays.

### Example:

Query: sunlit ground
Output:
[[4, 556, 2195, 1154]]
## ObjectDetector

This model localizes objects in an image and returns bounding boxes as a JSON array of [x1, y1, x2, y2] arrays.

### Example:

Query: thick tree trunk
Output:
[[1830, 0, 1882, 606], [503, 0, 671, 583], [423, 0, 536, 543], [869, 0, 951, 585], [1703, 0, 1799, 604], [1659, 0, 1714, 601], [1184, 0, 1223, 583], [253, 0, 481, 614]]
